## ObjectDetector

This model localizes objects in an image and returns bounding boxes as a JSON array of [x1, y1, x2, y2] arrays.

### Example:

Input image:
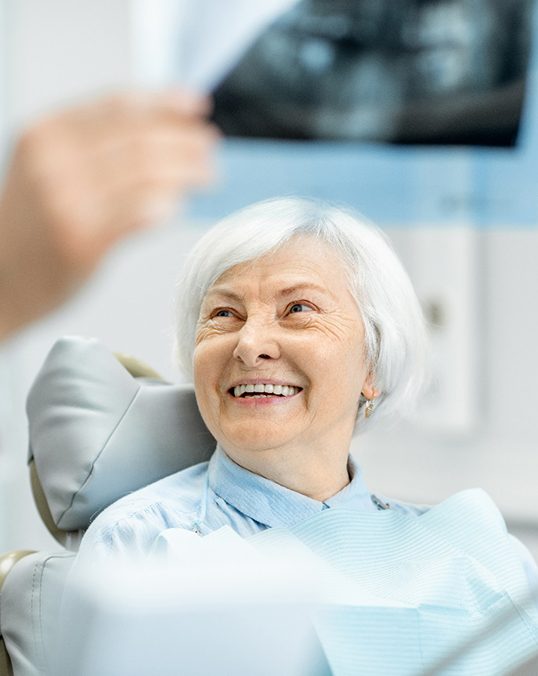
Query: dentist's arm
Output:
[[0, 91, 218, 340]]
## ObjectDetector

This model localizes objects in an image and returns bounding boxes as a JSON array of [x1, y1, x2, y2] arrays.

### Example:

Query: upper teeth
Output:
[[233, 384, 300, 397]]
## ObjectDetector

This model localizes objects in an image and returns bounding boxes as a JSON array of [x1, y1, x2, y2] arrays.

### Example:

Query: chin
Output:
[[221, 421, 292, 454]]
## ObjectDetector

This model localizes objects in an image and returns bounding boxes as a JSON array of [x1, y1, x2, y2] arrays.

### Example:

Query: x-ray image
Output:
[[211, 0, 533, 146]]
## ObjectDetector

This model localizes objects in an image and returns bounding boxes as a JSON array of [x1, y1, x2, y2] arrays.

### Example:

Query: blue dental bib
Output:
[[251, 489, 538, 675]]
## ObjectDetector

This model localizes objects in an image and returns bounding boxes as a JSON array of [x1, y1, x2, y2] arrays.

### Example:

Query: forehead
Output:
[[206, 235, 351, 300]]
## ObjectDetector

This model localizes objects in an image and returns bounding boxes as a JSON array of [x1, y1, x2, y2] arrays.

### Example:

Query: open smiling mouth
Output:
[[229, 384, 303, 399]]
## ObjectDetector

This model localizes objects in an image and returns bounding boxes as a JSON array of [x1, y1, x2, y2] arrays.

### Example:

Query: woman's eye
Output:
[[213, 309, 234, 318], [288, 303, 314, 314]]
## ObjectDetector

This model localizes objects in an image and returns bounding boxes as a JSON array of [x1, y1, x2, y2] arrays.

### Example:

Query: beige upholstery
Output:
[[0, 638, 12, 676], [0, 336, 216, 676], [29, 464, 64, 547]]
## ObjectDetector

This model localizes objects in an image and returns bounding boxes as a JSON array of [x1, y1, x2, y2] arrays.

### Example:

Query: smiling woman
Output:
[[71, 197, 538, 674], [191, 231, 381, 499]]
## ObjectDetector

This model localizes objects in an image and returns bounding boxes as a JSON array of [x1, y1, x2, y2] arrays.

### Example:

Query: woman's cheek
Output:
[[194, 334, 230, 378]]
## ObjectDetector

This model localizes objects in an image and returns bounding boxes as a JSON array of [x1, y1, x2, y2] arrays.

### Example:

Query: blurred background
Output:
[[0, 0, 537, 557]]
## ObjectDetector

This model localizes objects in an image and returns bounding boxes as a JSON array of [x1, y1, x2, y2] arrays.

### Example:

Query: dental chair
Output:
[[0, 336, 215, 676]]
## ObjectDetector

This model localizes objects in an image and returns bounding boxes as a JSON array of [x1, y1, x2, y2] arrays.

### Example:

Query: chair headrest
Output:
[[27, 336, 215, 533]]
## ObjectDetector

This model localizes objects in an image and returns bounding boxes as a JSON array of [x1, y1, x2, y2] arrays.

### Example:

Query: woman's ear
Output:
[[361, 372, 381, 400]]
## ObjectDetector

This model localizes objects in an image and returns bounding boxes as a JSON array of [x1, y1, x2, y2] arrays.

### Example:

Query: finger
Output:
[[81, 124, 218, 197], [18, 90, 214, 172], [97, 121, 219, 165], [63, 91, 213, 145], [142, 89, 212, 117], [107, 90, 212, 117], [69, 119, 220, 190]]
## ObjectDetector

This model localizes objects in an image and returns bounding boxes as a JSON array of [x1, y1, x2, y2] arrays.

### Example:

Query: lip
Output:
[[227, 388, 303, 407]]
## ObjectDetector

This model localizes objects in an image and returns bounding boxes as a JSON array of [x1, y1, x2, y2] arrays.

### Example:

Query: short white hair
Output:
[[175, 197, 429, 432]]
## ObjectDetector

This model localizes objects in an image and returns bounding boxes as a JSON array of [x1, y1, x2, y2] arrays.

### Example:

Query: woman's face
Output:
[[193, 235, 376, 459]]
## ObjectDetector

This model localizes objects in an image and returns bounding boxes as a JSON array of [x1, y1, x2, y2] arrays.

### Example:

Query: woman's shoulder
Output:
[[79, 461, 210, 557]]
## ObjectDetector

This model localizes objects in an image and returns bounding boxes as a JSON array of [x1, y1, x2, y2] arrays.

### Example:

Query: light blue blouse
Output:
[[79, 446, 394, 558], [77, 446, 538, 594]]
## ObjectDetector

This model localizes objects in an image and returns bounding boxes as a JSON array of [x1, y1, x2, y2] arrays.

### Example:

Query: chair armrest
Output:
[[0, 552, 35, 592], [0, 551, 35, 676]]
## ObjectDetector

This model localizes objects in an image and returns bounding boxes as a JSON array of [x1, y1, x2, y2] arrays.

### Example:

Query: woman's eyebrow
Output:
[[203, 287, 243, 303], [278, 283, 330, 298], [204, 281, 332, 303]]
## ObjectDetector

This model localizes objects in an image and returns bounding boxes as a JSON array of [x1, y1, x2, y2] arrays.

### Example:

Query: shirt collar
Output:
[[208, 445, 377, 529]]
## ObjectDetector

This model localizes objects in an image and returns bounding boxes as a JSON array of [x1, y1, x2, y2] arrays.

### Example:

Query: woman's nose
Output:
[[232, 320, 280, 367]]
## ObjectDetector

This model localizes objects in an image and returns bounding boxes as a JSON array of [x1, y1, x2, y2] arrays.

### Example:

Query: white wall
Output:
[[3, 0, 134, 127], [0, 1, 537, 557]]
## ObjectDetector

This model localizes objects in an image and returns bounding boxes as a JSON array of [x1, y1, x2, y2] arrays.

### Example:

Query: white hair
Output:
[[175, 197, 429, 433]]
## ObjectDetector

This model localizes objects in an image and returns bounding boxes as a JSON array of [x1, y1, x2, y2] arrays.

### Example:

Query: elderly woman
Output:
[[75, 197, 538, 671]]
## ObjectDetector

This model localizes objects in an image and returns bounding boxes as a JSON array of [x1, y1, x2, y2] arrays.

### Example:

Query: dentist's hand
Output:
[[0, 91, 218, 340]]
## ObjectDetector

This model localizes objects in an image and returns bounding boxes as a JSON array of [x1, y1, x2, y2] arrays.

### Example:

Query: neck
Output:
[[221, 443, 351, 502]]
